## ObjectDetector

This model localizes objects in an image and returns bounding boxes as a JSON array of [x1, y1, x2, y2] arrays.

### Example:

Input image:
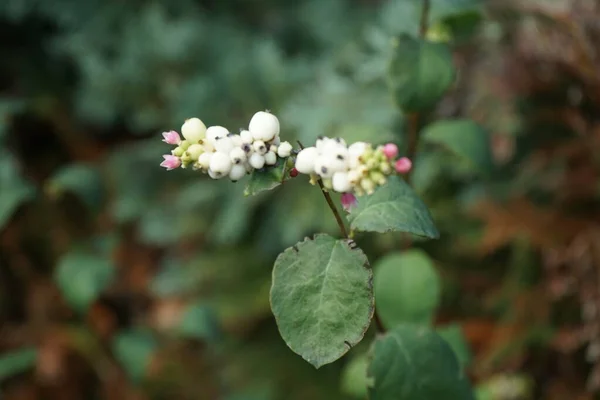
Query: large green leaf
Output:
[[112, 329, 158, 383], [178, 302, 219, 342], [244, 157, 289, 196], [388, 34, 455, 112], [368, 324, 475, 400], [374, 249, 440, 328], [270, 234, 374, 368], [347, 176, 439, 238], [340, 352, 370, 398], [54, 250, 115, 314], [46, 164, 104, 210], [437, 323, 472, 369], [421, 119, 493, 174], [0, 150, 35, 230], [0, 347, 37, 381]]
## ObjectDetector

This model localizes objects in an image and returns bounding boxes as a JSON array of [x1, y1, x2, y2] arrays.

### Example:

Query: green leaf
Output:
[[112, 329, 158, 383], [374, 249, 440, 328], [0, 348, 37, 381], [270, 234, 374, 368], [46, 164, 104, 210], [341, 352, 370, 398], [347, 176, 439, 238], [368, 324, 475, 400], [388, 34, 455, 112], [178, 302, 219, 342], [437, 323, 472, 369], [421, 119, 493, 174], [54, 250, 115, 314], [0, 150, 35, 230], [244, 157, 289, 196]]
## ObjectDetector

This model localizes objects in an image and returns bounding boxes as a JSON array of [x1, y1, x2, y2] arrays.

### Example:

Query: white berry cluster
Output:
[[161, 111, 293, 181], [294, 137, 396, 196]]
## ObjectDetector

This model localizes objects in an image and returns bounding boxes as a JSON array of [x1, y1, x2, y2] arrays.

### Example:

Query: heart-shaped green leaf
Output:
[[374, 249, 441, 328], [368, 324, 475, 400], [347, 176, 439, 238], [0, 347, 38, 381], [244, 157, 289, 196], [270, 234, 374, 368], [421, 119, 493, 174], [388, 34, 455, 112], [437, 323, 472, 369], [55, 250, 115, 314]]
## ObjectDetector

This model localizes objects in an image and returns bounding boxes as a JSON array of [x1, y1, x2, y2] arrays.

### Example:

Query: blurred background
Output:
[[1, 0, 600, 399]]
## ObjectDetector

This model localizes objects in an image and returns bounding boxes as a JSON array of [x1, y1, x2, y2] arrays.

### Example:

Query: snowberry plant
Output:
[[159, 2, 481, 398]]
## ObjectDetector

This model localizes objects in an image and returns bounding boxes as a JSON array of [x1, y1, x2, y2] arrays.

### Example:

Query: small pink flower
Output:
[[160, 155, 181, 170], [341, 192, 357, 212], [382, 143, 399, 160], [162, 130, 181, 145], [395, 157, 412, 174]]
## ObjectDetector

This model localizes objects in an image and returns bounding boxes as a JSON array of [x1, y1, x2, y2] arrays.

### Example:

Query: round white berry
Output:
[[253, 140, 268, 155], [240, 130, 253, 144], [332, 172, 352, 193], [277, 141, 293, 158], [229, 164, 247, 181], [348, 142, 368, 158], [347, 169, 360, 184], [181, 118, 207, 143], [265, 151, 277, 165], [206, 126, 229, 144], [249, 111, 280, 141], [209, 152, 232, 176], [186, 144, 204, 161], [198, 152, 212, 169], [214, 136, 234, 154], [208, 168, 221, 179], [314, 157, 334, 178], [241, 142, 253, 155], [322, 138, 346, 155], [249, 153, 265, 169], [229, 147, 247, 164], [295, 147, 319, 174], [230, 134, 243, 147]]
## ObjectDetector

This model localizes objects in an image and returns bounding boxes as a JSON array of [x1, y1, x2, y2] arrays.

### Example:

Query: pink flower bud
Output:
[[341, 192, 357, 212], [395, 157, 412, 174], [383, 143, 399, 159], [160, 155, 181, 170], [162, 130, 181, 145]]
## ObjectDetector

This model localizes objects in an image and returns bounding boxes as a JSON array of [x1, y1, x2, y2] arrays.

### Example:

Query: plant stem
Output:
[[297, 141, 349, 239], [405, 0, 430, 184], [374, 311, 386, 333], [405, 112, 419, 184], [316, 178, 349, 239], [419, 0, 430, 37]]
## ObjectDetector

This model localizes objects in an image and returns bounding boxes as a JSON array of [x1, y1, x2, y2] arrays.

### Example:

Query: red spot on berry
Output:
[[290, 168, 299, 177]]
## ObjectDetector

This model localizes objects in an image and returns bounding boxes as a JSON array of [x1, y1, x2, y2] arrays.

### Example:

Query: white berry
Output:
[[230, 134, 243, 147], [265, 151, 277, 165], [229, 147, 247, 164], [347, 169, 360, 184], [277, 141, 293, 158], [249, 153, 265, 169], [206, 126, 229, 144], [214, 136, 234, 154], [249, 111, 280, 141], [295, 147, 319, 174], [181, 118, 207, 143], [229, 164, 247, 181], [209, 152, 232, 176], [198, 152, 212, 169], [240, 130, 253, 144], [332, 172, 352, 193], [253, 140, 268, 155], [186, 144, 204, 161], [314, 157, 334, 178], [208, 169, 221, 179]]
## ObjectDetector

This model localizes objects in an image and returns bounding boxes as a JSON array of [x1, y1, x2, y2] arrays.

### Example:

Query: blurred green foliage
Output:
[[1, 0, 600, 399]]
